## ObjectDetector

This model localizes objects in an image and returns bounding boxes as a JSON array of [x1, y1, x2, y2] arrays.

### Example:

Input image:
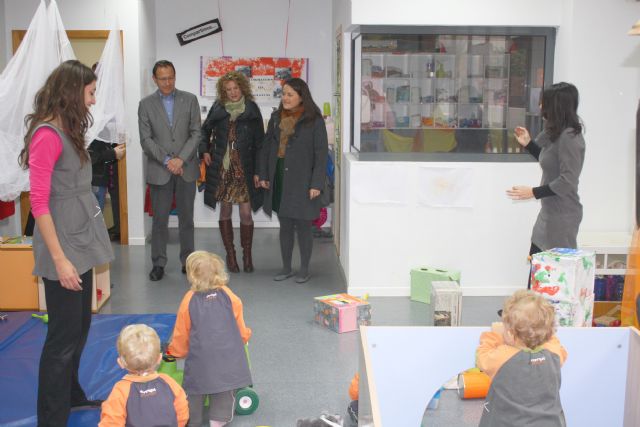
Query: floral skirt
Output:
[[215, 148, 249, 204]]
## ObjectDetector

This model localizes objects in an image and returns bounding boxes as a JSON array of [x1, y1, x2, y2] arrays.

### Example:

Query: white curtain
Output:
[[0, 0, 74, 201], [86, 19, 126, 145]]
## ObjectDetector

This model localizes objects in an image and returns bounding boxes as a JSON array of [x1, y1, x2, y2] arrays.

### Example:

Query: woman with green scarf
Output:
[[199, 71, 264, 273]]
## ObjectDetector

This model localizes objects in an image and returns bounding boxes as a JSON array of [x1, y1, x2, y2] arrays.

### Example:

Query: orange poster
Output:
[[201, 56, 308, 103]]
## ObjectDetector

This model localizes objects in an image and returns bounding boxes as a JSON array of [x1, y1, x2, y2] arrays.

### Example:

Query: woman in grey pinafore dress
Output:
[[18, 60, 113, 427], [507, 82, 585, 288]]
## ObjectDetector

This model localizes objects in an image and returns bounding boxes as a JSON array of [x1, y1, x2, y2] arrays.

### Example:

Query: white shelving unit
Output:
[[578, 232, 631, 325]]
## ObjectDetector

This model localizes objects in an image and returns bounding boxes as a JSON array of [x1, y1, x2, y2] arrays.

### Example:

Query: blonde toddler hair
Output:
[[502, 290, 555, 350], [186, 250, 229, 292], [117, 324, 161, 373]]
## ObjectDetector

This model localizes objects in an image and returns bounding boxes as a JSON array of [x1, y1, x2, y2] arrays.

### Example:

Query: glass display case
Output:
[[351, 26, 556, 160]]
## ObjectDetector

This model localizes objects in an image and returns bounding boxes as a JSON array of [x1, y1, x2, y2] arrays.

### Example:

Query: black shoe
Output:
[[70, 399, 104, 411], [273, 270, 294, 281], [149, 266, 164, 281], [181, 265, 186, 274], [295, 273, 311, 284]]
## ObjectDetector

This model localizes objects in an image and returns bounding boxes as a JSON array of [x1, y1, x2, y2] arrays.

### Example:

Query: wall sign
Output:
[[176, 19, 222, 46]]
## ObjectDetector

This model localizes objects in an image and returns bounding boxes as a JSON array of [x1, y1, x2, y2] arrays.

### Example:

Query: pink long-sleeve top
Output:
[[29, 127, 63, 218]]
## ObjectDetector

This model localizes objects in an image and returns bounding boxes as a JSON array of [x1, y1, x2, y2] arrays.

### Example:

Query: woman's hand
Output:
[[309, 188, 320, 199], [253, 175, 260, 188], [514, 126, 531, 147], [506, 185, 534, 200], [114, 144, 126, 160], [54, 257, 83, 291], [259, 180, 270, 189], [203, 153, 212, 166]]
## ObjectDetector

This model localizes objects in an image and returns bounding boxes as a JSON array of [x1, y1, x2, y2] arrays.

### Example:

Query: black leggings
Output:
[[527, 243, 542, 289], [38, 270, 93, 427]]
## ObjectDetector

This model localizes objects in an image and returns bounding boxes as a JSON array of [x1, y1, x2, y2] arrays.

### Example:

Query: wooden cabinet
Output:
[[0, 239, 110, 312], [0, 243, 39, 310]]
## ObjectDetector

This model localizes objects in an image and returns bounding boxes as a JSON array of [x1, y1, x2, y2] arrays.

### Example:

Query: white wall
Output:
[[136, 0, 157, 243], [344, 155, 541, 296], [555, 0, 640, 234], [342, 0, 640, 295], [351, 0, 564, 26], [153, 0, 333, 228]]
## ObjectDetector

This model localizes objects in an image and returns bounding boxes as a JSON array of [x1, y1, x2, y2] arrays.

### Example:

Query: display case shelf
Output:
[[353, 26, 555, 157]]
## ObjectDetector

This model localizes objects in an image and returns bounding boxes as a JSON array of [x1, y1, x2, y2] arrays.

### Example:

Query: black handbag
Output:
[[319, 176, 334, 207]]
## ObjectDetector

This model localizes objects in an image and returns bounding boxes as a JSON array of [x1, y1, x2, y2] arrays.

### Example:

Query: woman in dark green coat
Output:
[[258, 78, 328, 283]]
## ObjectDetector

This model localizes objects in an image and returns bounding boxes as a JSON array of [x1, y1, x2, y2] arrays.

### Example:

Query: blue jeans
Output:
[[92, 186, 107, 210]]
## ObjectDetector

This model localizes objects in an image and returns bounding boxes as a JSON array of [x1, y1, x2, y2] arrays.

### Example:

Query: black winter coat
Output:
[[258, 111, 328, 220], [88, 139, 116, 187], [198, 100, 265, 211]]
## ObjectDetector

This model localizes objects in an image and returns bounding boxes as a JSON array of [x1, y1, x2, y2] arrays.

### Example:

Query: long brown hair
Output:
[[19, 60, 96, 169], [216, 71, 254, 104], [541, 82, 583, 142], [277, 78, 321, 125]]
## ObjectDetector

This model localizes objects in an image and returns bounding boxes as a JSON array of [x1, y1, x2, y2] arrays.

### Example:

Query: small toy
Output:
[[296, 412, 343, 427], [32, 313, 49, 324], [426, 387, 443, 410], [457, 368, 491, 399]]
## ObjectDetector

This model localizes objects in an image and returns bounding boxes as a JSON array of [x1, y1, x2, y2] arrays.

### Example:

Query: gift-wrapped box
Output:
[[314, 293, 372, 333], [431, 281, 462, 326], [530, 248, 595, 327], [410, 267, 461, 304]]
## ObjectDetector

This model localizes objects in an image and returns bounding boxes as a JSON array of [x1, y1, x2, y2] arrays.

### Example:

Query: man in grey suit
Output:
[[139, 60, 201, 281]]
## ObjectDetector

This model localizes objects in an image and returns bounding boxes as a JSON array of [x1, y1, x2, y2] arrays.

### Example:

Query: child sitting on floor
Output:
[[99, 324, 189, 426], [476, 290, 568, 427], [168, 251, 252, 427]]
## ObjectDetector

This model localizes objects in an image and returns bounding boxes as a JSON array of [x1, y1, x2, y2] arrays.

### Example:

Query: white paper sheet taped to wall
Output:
[[352, 164, 409, 205], [417, 167, 474, 208]]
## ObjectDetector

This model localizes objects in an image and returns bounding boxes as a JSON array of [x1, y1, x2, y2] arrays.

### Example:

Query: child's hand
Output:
[[491, 322, 505, 336]]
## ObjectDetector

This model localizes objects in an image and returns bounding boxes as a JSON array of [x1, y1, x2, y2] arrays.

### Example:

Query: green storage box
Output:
[[410, 267, 461, 304]]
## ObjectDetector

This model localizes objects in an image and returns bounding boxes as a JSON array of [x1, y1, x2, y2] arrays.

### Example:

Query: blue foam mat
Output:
[[0, 313, 176, 427]]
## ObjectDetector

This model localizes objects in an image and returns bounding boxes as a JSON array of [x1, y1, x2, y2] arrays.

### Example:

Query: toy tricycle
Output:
[[158, 344, 259, 416]]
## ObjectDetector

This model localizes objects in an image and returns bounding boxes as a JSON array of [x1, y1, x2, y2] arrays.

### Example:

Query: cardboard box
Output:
[[431, 281, 462, 326], [410, 267, 461, 304], [314, 293, 371, 333], [531, 248, 595, 327]]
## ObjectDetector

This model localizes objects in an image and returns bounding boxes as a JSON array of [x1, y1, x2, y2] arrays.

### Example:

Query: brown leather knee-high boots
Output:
[[240, 223, 254, 273], [219, 219, 239, 273]]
